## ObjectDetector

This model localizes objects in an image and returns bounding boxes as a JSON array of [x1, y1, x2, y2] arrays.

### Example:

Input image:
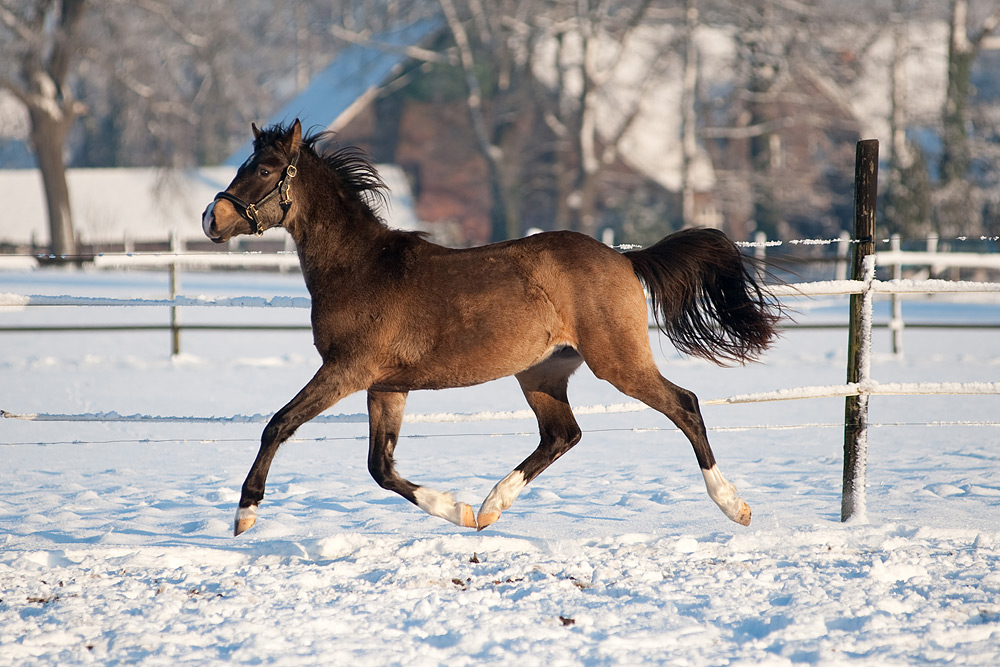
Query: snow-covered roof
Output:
[[0, 164, 419, 246], [224, 19, 442, 167]]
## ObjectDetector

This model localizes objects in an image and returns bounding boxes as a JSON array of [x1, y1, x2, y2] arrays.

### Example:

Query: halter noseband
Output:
[[214, 153, 299, 236]]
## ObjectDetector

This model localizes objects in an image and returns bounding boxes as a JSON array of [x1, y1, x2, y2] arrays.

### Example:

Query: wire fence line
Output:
[[4, 380, 1000, 426], [2, 238, 1000, 448], [6, 420, 1000, 449]]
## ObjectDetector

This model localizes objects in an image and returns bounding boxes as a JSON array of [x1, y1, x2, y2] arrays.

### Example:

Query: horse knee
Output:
[[261, 417, 295, 449]]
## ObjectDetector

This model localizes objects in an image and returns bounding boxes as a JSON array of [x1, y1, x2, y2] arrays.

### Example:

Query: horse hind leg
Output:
[[583, 341, 751, 526], [662, 380, 751, 526], [367, 390, 477, 529], [477, 347, 584, 531], [631, 374, 750, 525]]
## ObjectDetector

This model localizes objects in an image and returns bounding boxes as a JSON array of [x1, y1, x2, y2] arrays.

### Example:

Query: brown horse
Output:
[[202, 120, 780, 536]]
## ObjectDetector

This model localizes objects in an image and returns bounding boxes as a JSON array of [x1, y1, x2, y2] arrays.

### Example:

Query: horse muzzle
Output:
[[201, 200, 227, 243]]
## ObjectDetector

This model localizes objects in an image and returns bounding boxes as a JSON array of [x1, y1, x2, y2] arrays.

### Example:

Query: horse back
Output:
[[359, 230, 646, 390]]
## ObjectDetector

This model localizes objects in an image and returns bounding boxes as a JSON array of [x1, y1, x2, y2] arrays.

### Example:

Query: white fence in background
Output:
[[5, 239, 1000, 356], [3, 246, 1000, 524], [2, 250, 998, 404]]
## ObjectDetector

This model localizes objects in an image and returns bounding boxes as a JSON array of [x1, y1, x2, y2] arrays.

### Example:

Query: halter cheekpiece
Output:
[[214, 153, 299, 235]]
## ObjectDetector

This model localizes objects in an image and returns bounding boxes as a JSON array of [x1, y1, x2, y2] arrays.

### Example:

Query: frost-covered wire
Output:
[[5, 419, 1000, 448]]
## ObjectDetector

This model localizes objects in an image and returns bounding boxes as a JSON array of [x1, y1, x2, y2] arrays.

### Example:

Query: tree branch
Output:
[[329, 24, 454, 65], [972, 5, 1000, 48], [124, 0, 208, 50], [0, 2, 40, 44]]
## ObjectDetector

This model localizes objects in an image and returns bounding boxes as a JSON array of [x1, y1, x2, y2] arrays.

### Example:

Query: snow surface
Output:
[[2, 268, 1000, 665]]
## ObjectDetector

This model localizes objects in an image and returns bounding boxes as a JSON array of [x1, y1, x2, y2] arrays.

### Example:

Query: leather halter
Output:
[[214, 153, 299, 235]]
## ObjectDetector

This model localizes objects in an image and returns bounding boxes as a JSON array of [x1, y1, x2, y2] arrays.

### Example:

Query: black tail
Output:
[[625, 228, 781, 365]]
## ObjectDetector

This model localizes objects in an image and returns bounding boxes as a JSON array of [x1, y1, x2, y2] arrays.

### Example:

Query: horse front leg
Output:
[[477, 350, 584, 531], [234, 363, 357, 536], [367, 390, 477, 528]]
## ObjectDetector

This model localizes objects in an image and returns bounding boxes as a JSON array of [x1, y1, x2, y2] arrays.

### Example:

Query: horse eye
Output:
[[258, 167, 271, 177]]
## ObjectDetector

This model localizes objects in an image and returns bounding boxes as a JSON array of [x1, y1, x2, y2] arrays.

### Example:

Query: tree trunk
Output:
[[940, 0, 1000, 186], [680, 0, 700, 229], [438, 0, 512, 241], [577, 66, 600, 238], [28, 108, 77, 256], [886, 0, 911, 236], [941, 0, 972, 185]]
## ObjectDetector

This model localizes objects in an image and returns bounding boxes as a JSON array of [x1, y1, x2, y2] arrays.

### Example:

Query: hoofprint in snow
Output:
[[2, 269, 1000, 665]]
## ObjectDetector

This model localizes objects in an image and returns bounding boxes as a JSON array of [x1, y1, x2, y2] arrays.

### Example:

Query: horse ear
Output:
[[288, 119, 302, 154], [251, 123, 262, 140]]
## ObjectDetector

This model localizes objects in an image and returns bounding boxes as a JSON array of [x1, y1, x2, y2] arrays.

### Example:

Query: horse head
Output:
[[203, 119, 303, 243]]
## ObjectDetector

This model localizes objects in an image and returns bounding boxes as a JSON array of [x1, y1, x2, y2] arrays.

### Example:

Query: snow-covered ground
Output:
[[2, 268, 1000, 665]]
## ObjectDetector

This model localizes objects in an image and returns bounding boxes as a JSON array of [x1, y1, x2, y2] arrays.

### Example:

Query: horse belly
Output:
[[374, 301, 567, 391]]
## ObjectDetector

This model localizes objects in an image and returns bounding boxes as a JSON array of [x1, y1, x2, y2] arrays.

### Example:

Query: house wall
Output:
[[338, 96, 492, 246]]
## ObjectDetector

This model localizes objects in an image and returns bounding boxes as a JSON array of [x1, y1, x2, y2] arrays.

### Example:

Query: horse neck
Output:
[[286, 161, 393, 286]]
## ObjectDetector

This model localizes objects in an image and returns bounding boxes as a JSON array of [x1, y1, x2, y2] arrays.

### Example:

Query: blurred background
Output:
[[2, 0, 999, 256]]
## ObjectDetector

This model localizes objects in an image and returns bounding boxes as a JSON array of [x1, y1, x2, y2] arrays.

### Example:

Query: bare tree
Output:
[[940, 0, 1000, 185], [1, 0, 87, 256], [438, 0, 513, 241], [679, 0, 700, 228], [528, 0, 677, 237], [95, 1, 340, 168], [928, 0, 1000, 237], [883, 0, 933, 238]]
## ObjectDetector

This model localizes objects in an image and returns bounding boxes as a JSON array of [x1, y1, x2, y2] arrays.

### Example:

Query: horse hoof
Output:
[[735, 501, 751, 527], [234, 506, 258, 536], [476, 511, 500, 531], [459, 503, 477, 529]]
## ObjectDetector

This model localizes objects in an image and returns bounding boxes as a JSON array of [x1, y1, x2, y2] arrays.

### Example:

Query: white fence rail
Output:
[[3, 248, 1000, 524], [2, 265, 998, 412]]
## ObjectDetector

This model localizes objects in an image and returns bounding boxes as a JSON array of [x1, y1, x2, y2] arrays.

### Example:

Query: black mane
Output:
[[255, 123, 390, 214]]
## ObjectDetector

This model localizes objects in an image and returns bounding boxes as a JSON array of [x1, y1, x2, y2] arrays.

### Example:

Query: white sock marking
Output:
[[413, 487, 471, 527], [701, 465, 748, 523], [234, 505, 256, 521], [479, 470, 527, 517]]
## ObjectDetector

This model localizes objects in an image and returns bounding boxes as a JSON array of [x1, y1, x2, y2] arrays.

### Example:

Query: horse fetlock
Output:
[[413, 488, 477, 529], [701, 465, 751, 527], [233, 504, 259, 536], [475, 470, 528, 531]]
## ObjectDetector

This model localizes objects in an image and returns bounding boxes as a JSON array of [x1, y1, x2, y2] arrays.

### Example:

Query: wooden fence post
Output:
[[842, 139, 878, 522]]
